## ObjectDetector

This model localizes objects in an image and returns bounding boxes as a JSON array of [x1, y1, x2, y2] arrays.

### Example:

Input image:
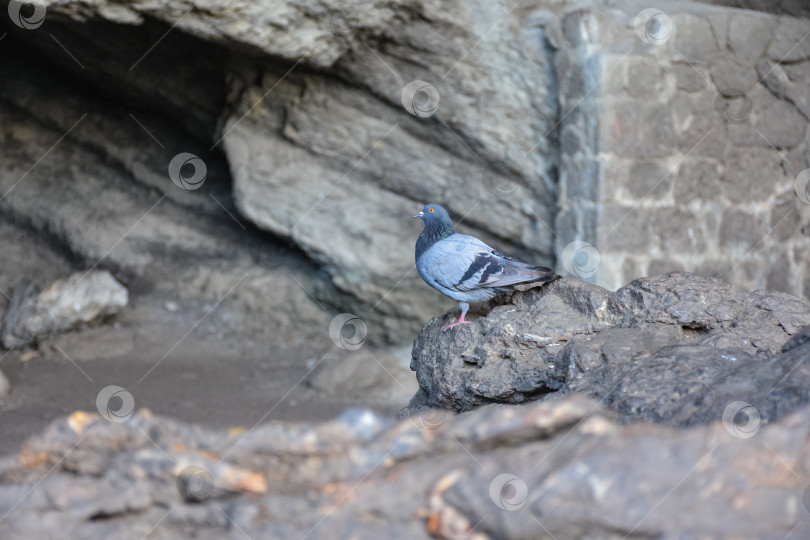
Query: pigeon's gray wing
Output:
[[421, 234, 556, 293]]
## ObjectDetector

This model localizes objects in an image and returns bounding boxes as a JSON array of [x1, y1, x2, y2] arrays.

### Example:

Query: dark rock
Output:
[[409, 273, 810, 423], [782, 324, 810, 352], [562, 345, 764, 426], [409, 278, 609, 411]]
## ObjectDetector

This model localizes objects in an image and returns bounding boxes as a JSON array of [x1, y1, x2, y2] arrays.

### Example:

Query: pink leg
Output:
[[442, 310, 471, 331]]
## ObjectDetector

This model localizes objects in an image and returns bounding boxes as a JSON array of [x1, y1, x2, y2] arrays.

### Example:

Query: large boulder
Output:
[[408, 272, 810, 424]]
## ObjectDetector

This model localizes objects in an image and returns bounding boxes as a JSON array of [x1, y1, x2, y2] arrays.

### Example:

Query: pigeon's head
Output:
[[413, 203, 452, 226]]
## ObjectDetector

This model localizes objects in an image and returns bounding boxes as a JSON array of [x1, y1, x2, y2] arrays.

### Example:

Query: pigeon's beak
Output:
[[413, 211, 424, 219]]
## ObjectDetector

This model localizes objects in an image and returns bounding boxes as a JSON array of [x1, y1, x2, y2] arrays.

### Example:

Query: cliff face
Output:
[[3, 0, 807, 345], [0, 0, 560, 343]]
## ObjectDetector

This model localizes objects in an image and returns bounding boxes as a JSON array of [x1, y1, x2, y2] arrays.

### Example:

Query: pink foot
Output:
[[442, 313, 471, 332]]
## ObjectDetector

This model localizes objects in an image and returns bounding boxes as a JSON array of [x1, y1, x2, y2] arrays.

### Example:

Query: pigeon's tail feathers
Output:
[[493, 263, 559, 288]]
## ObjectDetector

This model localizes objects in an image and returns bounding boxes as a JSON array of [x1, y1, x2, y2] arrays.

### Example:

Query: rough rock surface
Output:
[[409, 272, 810, 422], [1, 394, 809, 538], [1, 271, 128, 349], [0, 0, 560, 341]]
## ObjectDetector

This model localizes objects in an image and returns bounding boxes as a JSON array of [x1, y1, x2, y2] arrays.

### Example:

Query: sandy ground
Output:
[[0, 298, 415, 457]]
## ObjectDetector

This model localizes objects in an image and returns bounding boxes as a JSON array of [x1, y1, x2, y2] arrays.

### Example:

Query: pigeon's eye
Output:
[[429, 208, 435, 213]]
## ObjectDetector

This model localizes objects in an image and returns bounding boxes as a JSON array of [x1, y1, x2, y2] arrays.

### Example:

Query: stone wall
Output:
[[553, 1, 810, 297]]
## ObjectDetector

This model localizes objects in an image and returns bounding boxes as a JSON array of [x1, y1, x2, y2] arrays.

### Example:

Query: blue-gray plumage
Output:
[[413, 203, 559, 331]]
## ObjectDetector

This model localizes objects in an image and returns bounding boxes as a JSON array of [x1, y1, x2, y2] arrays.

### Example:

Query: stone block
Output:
[[600, 102, 678, 157], [768, 17, 810, 62], [597, 157, 625, 202], [675, 158, 722, 204], [766, 250, 797, 295], [721, 147, 788, 203], [719, 209, 764, 250], [598, 204, 653, 254], [654, 208, 706, 254], [671, 92, 728, 157], [625, 55, 668, 99], [672, 14, 719, 64], [562, 158, 599, 202], [710, 56, 759, 93], [673, 62, 708, 92], [627, 160, 673, 200], [755, 99, 807, 148], [770, 196, 802, 241], [728, 13, 775, 66]]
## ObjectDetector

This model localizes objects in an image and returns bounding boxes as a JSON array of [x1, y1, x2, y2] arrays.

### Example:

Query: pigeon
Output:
[[413, 203, 559, 331]]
